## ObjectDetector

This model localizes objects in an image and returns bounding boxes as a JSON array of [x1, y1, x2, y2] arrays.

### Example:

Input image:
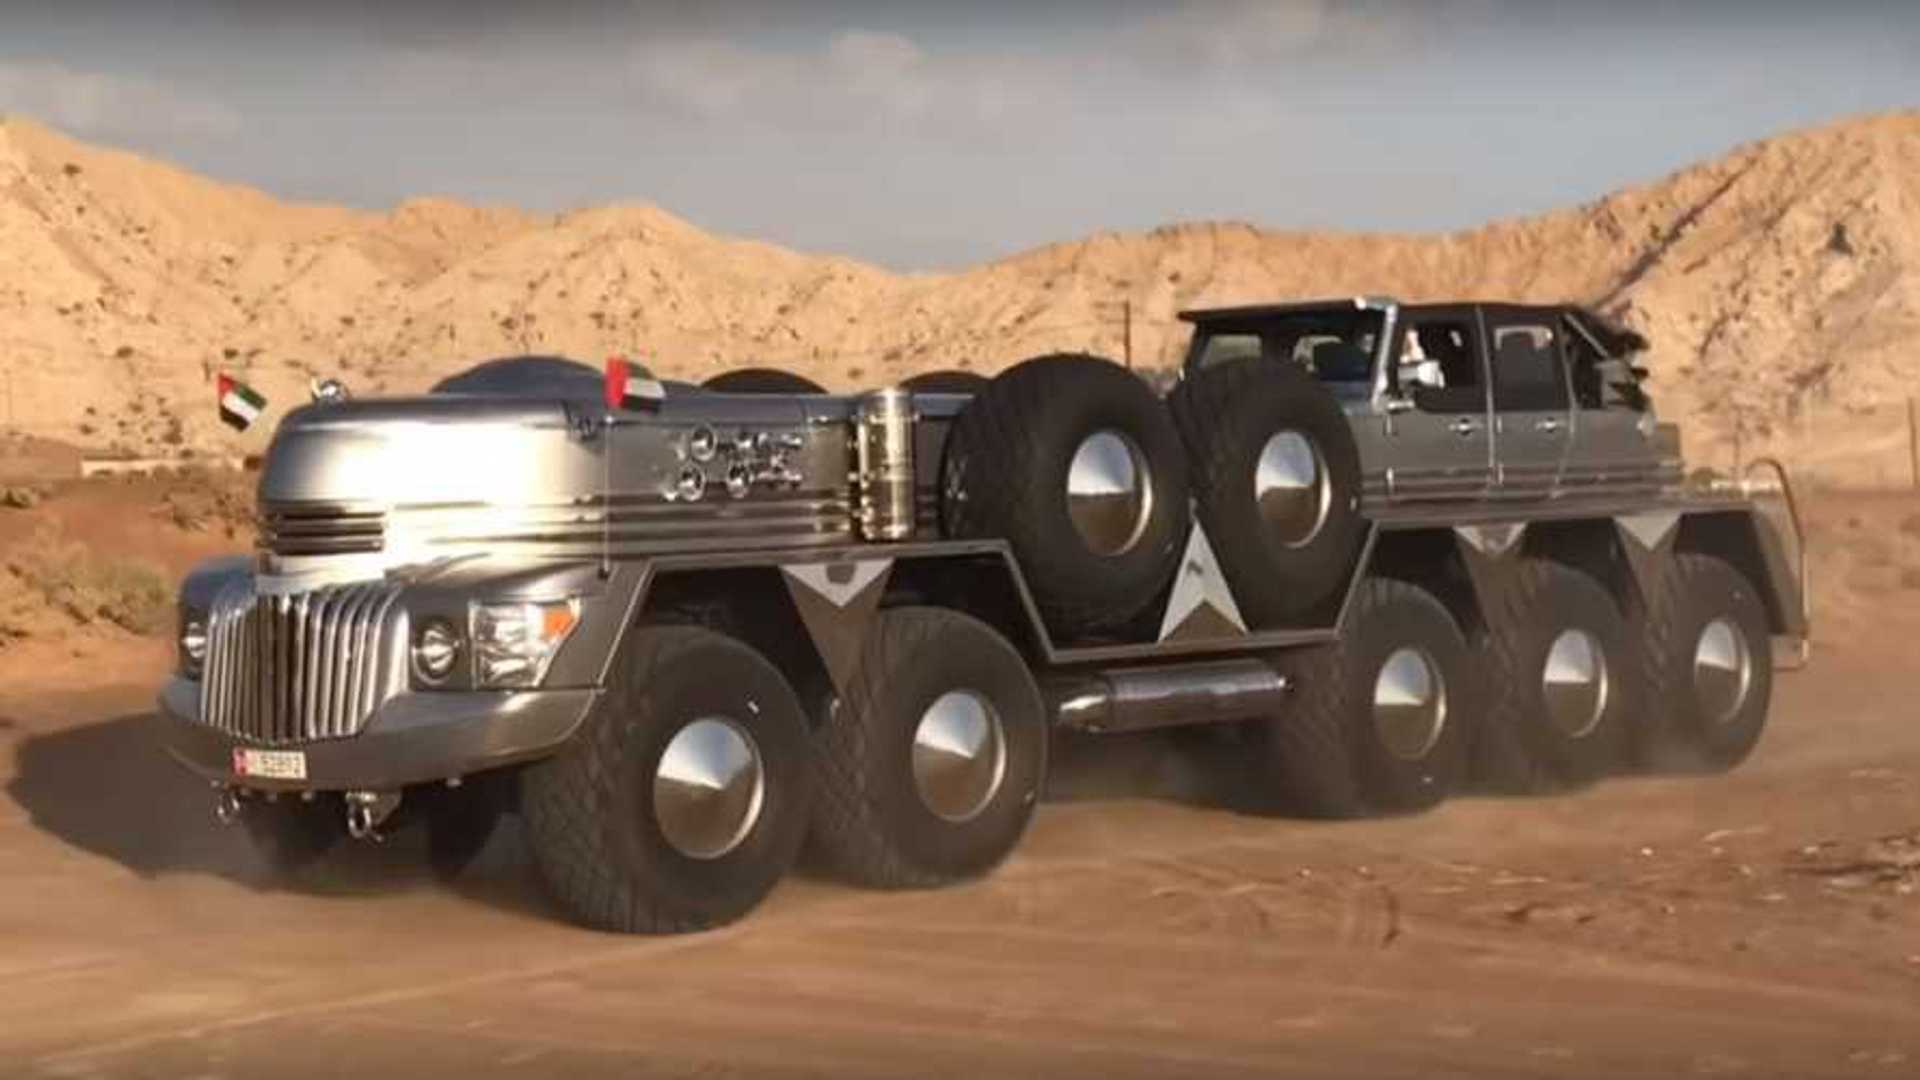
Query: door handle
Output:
[[1449, 418, 1480, 437], [1536, 417, 1563, 435]]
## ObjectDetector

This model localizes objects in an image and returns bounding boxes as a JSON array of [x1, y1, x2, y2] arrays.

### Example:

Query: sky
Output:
[[1, 1, 1917, 269]]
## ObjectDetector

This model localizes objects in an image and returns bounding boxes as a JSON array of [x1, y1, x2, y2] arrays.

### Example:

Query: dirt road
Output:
[[0, 620, 1915, 1079]]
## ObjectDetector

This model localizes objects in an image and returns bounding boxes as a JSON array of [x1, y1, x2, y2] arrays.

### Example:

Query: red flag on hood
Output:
[[604, 356, 665, 412]]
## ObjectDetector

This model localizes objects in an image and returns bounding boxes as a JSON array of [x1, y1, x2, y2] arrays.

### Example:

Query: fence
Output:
[[1711, 399, 1920, 493]]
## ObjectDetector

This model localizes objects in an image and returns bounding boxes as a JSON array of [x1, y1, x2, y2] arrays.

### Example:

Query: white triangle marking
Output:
[[1158, 522, 1248, 641]]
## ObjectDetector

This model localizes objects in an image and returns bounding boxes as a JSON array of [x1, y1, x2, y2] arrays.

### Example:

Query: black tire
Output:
[[1472, 559, 1637, 792], [243, 794, 345, 877], [810, 607, 1047, 888], [941, 354, 1191, 637], [1635, 554, 1773, 772], [901, 369, 989, 395], [1168, 358, 1364, 626], [1250, 578, 1475, 817], [702, 367, 826, 394], [522, 625, 813, 933]]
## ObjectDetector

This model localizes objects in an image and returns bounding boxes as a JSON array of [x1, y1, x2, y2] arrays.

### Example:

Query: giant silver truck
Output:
[[160, 297, 1808, 933]]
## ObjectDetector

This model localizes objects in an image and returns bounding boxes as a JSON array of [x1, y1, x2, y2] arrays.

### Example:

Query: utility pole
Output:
[[1908, 396, 1918, 491], [2, 344, 15, 434]]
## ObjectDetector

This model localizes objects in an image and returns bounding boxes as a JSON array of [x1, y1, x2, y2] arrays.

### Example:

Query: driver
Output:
[[1402, 326, 1428, 362], [1399, 327, 1443, 389]]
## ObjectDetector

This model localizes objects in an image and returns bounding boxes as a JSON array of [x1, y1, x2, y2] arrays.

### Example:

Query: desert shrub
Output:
[[6, 526, 174, 636], [159, 468, 254, 537]]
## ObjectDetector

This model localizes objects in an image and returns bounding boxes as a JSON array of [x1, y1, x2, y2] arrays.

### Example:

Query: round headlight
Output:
[[413, 619, 461, 684], [181, 619, 208, 664]]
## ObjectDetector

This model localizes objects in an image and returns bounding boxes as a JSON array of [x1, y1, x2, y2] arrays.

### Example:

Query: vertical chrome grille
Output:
[[201, 579, 409, 744]]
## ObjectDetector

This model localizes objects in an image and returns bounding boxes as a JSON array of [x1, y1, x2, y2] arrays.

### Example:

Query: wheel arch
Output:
[[1368, 525, 1484, 634], [1521, 517, 1640, 614], [639, 566, 834, 710], [611, 547, 1049, 719], [1384, 507, 1802, 641], [1674, 508, 1802, 635], [884, 552, 1047, 664]]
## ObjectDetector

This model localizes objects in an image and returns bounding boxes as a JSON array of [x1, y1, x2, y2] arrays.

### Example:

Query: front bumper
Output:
[[158, 676, 595, 791]]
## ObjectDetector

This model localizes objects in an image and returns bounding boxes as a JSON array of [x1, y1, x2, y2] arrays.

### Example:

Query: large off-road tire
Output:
[[1168, 358, 1364, 626], [1634, 553, 1773, 772], [1250, 578, 1475, 817], [522, 625, 813, 933], [901, 369, 989, 395], [941, 354, 1191, 637], [702, 367, 827, 394], [810, 607, 1047, 888], [242, 794, 346, 878], [1473, 559, 1637, 792]]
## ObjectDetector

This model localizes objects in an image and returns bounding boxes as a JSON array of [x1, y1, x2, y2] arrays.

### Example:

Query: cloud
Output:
[[628, 26, 1074, 134], [0, 61, 240, 138], [1119, 0, 1470, 72], [619, 1, 1459, 138]]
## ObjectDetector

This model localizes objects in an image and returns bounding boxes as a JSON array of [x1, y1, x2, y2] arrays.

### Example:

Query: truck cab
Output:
[[1180, 298, 1679, 508]]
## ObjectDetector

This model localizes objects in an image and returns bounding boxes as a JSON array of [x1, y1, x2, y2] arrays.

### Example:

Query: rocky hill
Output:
[[1, 111, 1917, 480]]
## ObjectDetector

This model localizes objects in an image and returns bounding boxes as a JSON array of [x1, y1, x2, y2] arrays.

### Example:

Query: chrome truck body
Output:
[[158, 302, 1809, 933], [162, 381, 973, 788]]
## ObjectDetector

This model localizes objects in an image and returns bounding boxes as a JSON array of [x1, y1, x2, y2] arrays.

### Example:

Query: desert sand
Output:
[[3, 111, 1920, 482], [0, 478, 1915, 1077]]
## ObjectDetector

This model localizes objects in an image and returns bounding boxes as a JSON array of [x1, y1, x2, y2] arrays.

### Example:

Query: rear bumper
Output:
[[157, 677, 595, 791]]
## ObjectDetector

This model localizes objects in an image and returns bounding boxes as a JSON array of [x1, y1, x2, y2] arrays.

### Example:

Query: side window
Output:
[[1491, 324, 1570, 412], [1298, 335, 1373, 384], [1191, 332, 1262, 371], [1563, 325, 1639, 410], [1400, 319, 1483, 413]]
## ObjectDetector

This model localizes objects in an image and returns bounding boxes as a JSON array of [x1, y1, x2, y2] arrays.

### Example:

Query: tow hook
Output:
[[344, 790, 402, 842], [213, 786, 244, 827]]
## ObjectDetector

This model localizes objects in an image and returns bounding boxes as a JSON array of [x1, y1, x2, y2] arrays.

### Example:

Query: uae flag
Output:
[[604, 357, 665, 412], [217, 374, 267, 432]]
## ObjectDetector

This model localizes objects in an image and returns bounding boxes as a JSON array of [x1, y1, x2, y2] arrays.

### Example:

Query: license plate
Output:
[[233, 748, 307, 781]]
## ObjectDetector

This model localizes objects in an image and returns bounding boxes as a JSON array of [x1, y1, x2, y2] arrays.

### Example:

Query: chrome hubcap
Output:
[[1067, 430, 1152, 557], [1255, 430, 1330, 548], [1693, 617, 1753, 725], [1542, 629, 1610, 739], [1372, 647, 1447, 761], [653, 717, 765, 860], [911, 690, 1007, 823]]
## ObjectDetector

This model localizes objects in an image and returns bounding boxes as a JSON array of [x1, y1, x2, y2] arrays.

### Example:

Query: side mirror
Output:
[[1383, 394, 1416, 415]]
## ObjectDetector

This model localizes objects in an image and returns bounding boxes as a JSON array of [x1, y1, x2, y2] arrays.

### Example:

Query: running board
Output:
[[1042, 658, 1290, 734]]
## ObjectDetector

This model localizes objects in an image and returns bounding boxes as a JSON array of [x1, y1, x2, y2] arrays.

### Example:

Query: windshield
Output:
[[1184, 309, 1385, 386]]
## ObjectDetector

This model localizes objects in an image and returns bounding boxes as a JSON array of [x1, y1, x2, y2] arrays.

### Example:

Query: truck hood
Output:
[[259, 396, 593, 508], [253, 391, 862, 574]]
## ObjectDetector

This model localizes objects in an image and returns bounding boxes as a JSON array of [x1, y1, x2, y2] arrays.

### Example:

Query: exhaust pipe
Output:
[[344, 790, 402, 842], [1043, 657, 1290, 734]]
